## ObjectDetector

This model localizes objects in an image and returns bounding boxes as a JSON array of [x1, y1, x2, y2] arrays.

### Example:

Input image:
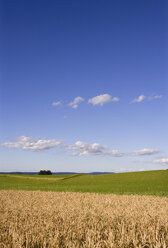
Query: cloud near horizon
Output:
[[153, 158, 168, 166], [68, 97, 84, 109], [65, 141, 123, 157], [1, 137, 161, 159], [88, 94, 119, 106], [131, 148, 159, 156], [1, 136, 61, 151]]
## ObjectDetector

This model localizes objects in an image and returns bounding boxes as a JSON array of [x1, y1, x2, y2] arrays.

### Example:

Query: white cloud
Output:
[[68, 97, 84, 109], [153, 95, 162, 99], [139, 168, 145, 172], [52, 101, 62, 106], [1, 136, 162, 161], [131, 148, 159, 156], [112, 97, 120, 102], [65, 141, 123, 157], [132, 95, 146, 103], [148, 95, 162, 100], [132, 94, 162, 103], [88, 94, 119, 106], [153, 158, 168, 166], [1, 136, 61, 151], [108, 150, 123, 157]]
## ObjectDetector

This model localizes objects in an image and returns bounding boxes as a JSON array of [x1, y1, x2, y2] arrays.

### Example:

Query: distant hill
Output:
[[0, 171, 114, 175]]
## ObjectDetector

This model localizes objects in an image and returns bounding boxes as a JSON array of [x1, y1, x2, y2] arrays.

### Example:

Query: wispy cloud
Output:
[[88, 94, 119, 106], [52, 101, 62, 106], [148, 95, 162, 100], [132, 95, 146, 103], [131, 148, 159, 156], [1, 136, 61, 151], [153, 158, 168, 166], [65, 141, 123, 157], [132, 94, 162, 103], [68, 97, 84, 109]]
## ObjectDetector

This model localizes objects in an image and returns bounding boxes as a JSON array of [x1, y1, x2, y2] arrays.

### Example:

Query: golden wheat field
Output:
[[0, 191, 168, 248]]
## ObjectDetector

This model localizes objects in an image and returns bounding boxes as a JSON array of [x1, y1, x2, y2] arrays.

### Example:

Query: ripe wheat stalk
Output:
[[0, 190, 168, 247]]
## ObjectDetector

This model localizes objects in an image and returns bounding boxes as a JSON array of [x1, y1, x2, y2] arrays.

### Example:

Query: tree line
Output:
[[38, 170, 52, 175]]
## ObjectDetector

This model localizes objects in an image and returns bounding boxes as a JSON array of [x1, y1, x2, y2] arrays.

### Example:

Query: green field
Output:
[[0, 170, 168, 196]]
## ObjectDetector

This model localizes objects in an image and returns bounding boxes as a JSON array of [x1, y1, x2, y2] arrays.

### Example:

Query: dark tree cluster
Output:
[[38, 170, 52, 175]]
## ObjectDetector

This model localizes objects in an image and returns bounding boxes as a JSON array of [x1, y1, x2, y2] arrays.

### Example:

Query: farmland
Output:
[[1, 190, 168, 248], [0, 170, 168, 196], [1, 170, 168, 247]]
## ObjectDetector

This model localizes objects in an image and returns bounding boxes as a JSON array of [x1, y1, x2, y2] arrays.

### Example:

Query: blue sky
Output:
[[0, 0, 168, 172]]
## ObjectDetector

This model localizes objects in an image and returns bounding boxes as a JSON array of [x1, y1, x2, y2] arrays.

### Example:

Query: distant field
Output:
[[0, 170, 168, 196]]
